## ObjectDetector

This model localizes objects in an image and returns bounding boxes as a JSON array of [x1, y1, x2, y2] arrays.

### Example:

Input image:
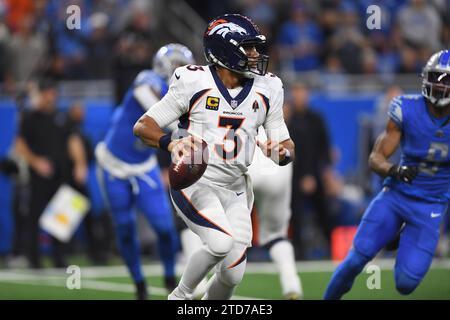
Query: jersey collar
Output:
[[423, 98, 450, 127], [209, 65, 254, 109]]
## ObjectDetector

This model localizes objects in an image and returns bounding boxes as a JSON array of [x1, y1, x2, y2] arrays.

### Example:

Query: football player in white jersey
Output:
[[248, 128, 303, 299], [134, 14, 295, 300]]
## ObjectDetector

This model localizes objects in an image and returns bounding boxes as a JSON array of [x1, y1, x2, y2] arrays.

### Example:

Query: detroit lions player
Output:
[[134, 14, 295, 300], [96, 44, 195, 299], [324, 50, 450, 299]]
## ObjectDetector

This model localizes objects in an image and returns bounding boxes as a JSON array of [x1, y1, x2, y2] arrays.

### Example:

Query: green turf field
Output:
[[0, 260, 449, 300]]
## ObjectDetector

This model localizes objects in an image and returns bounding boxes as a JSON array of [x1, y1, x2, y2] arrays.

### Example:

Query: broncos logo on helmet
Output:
[[207, 21, 248, 38]]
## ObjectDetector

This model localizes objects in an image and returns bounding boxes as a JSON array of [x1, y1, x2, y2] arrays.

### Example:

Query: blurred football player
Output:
[[324, 50, 450, 299], [248, 128, 303, 300], [95, 44, 195, 299], [134, 14, 295, 300]]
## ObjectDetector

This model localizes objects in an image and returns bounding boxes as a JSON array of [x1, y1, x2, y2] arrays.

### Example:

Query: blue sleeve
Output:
[[133, 70, 163, 98], [387, 96, 404, 129]]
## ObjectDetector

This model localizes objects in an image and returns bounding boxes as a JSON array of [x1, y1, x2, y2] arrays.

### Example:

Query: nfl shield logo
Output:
[[231, 100, 238, 108]]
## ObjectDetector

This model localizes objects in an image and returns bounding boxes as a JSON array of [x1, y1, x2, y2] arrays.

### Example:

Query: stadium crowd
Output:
[[0, 0, 449, 86]]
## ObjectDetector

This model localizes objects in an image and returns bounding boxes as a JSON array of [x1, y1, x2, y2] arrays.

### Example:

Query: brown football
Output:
[[169, 139, 209, 190]]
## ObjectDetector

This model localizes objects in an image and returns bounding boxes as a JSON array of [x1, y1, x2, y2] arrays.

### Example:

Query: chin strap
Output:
[[208, 53, 258, 78]]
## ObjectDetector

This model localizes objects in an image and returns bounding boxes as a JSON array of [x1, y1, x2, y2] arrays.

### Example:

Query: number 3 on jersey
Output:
[[215, 116, 245, 160]]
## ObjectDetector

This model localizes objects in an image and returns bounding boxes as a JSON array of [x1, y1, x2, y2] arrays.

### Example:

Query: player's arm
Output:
[[261, 77, 295, 166], [133, 71, 199, 156], [134, 84, 161, 111], [68, 134, 87, 185], [257, 138, 295, 165], [133, 115, 167, 149], [134, 115, 201, 166], [369, 119, 417, 183], [280, 138, 295, 163], [131, 76, 168, 144]]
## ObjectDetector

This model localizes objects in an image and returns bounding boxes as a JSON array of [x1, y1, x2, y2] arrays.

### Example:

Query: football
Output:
[[169, 138, 209, 190]]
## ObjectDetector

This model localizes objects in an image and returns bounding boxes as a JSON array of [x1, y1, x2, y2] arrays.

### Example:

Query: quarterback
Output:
[[134, 14, 295, 300]]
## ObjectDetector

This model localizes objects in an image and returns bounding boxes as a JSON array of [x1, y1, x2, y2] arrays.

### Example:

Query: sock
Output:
[[193, 277, 209, 299], [324, 249, 370, 300], [135, 280, 148, 300], [269, 240, 303, 297], [174, 246, 223, 298], [180, 229, 209, 298], [115, 222, 144, 283]]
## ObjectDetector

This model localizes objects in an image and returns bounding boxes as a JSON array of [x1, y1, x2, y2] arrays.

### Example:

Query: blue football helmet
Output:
[[203, 14, 269, 77], [153, 43, 195, 81], [422, 50, 450, 108]]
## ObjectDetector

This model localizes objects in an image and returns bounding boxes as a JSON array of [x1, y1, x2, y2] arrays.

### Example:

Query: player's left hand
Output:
[[388, 164, 418, 184], [257, 139, 287, 163]]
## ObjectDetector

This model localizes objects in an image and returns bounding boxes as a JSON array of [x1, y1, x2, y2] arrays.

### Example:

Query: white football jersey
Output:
[[145, 64, 290, 185]]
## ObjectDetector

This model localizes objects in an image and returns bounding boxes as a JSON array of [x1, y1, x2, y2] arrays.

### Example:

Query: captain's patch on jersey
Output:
[[206, 96, 220, 110]]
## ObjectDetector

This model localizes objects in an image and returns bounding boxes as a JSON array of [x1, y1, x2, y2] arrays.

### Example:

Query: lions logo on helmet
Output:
[[422, 50, 450, 108], [203, 14, 269, 78]]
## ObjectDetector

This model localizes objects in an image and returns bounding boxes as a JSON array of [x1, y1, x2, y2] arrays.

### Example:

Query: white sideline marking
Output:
[[0, 258, 449, 279]]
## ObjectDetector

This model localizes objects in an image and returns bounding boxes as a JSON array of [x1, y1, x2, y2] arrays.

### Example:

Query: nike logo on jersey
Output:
[[175, 73, 180, 80], [431, 212, 441, 218], [236, 192, 244, 196]]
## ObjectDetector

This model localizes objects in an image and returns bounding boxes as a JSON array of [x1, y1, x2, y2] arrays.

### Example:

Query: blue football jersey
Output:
[[384, 94, 450, 202], [104, 70, 168, 164]]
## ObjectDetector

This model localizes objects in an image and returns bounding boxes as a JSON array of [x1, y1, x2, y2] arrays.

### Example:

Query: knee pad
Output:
[[346, 249, 371, 273], [217, 260, 246, 287], [353, 238, 378, 260], [395, 268, 419, 295], [206, 233, 234, 258]]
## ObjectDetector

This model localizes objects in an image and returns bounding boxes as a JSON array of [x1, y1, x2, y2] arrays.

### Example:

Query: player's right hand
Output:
[[257, 139, 285, 163], [388, 164, 418, 184], [168, 135, 201, 164]]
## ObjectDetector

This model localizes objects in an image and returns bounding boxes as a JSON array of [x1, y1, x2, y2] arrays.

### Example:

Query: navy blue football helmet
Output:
[[422, 50, 450, 108], [203, 14, 269, 77]]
